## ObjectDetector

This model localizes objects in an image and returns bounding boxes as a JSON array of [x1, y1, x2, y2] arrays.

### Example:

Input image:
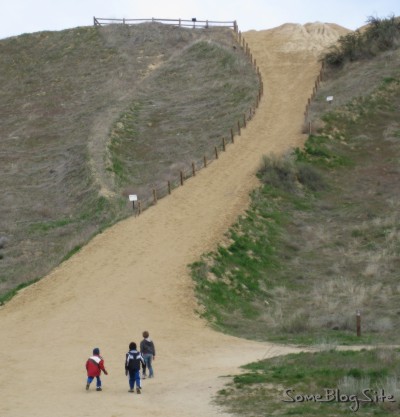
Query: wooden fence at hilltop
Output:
[[93, 17, 238, 31]]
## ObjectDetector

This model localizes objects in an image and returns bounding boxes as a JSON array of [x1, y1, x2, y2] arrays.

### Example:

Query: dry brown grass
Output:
[[0, 23, 259, 297]]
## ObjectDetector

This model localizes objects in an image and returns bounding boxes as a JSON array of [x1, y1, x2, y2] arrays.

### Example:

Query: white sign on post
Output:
[[326, 96, 333, 103], [129, 194, 138, 210]]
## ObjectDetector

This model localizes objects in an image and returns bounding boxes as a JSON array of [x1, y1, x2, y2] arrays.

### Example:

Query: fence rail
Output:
[[93, 16, 238, 31]]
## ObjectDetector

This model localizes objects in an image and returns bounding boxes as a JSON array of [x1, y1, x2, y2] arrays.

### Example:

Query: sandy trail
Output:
[[0, 24, 344, 417]]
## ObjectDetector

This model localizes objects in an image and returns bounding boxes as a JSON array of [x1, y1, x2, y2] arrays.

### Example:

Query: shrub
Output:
[[259, 154, 298, 192], [324, 15, 400, 67]]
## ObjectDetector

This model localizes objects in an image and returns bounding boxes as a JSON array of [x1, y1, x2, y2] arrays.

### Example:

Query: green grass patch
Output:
[[0, 277, 41, 306], [216, 349, 400, 416]]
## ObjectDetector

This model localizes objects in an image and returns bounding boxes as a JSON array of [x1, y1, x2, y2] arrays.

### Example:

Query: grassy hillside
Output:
[[0, 23, 259, 299], [201, 16, 400, 417], [191, 24, 400, 346]]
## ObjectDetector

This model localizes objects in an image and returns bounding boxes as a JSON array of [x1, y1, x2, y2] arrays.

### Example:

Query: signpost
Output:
[[129, 194, 138, 210]]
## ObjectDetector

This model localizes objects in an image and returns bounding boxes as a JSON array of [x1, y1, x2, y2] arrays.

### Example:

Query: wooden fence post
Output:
[[192, 162, 196, 176], [168, 180, 171, 195], [204, 155, 207, 167], [230, 128, 234, 143], [153, 189, 157, 204], [237, 120, 241, 136], [356, 310, 361, 337], [138, 200, 142, 215], [243, 114, 247, 127], [180, 171, 184, 186], [215, 146, 219, 159], [222, 137, 226, 151]]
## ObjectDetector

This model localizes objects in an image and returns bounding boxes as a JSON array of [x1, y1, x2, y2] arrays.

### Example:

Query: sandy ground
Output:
[[0, 23, 346, 417]]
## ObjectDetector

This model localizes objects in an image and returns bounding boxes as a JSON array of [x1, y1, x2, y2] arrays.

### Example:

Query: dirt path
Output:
[[0, 24, 345, 417]]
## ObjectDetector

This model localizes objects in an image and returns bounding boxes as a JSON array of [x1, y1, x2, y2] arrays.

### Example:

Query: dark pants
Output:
[[128, 369, 141, 390]]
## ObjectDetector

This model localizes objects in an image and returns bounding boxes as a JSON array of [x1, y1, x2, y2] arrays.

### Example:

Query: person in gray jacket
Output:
[[140, 331, 156, 378]]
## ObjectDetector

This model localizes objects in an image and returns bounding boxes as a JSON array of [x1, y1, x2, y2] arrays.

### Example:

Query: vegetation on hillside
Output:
[[191, 16, 400, 346], [0, 23, 259, 300], [324, 15, 400, 66], [195, 15, 400, 417], [192, 69, 400, 346], [107, 38, 259, 202]]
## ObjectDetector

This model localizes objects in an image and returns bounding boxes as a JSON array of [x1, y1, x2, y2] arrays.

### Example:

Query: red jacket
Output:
[[86, 355, 106, 377]]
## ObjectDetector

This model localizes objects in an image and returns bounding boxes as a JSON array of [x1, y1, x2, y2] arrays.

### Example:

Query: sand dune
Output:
[[0, 23, 345, 417]]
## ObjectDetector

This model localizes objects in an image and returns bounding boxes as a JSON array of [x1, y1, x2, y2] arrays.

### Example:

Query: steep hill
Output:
[[0, 23, 344, 417], [0, 23, 259, 297]]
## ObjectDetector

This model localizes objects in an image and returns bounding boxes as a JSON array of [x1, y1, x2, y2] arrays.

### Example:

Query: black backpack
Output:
[[127, 351, 142, 371]]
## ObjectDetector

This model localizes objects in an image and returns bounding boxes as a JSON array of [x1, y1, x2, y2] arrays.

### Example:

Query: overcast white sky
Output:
[[1, 0, 399, 40]]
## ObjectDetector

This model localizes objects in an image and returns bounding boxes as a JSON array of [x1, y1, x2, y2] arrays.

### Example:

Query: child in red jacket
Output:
[[86, 348, 108, 391]]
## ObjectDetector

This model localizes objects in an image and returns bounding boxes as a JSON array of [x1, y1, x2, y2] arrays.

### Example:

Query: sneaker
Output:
[[142, 375, 147, 379], [86, 383, 90, 390], [96, 387, 102, 391], [136, 387, 141, 394], [128, 389, 134, 393]]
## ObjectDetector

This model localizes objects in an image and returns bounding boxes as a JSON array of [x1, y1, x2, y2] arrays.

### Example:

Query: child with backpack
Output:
[[125, 342, 145, 393], [85, 347, 108, 391]]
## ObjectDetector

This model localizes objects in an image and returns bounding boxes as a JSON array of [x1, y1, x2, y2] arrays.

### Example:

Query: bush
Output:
[[324, 15, 400, 67], [259, 154, 298, 192], [297, 163, 326, 191]]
